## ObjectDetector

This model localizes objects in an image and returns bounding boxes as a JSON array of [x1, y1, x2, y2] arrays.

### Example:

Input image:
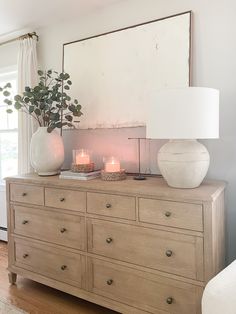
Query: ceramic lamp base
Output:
[[101, 169, 126, 181], [158, 140, 210, 189]]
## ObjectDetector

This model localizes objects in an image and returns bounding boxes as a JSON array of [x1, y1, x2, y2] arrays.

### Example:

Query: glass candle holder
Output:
[[73, 149, 90, 165], [104, 157, 120, 173]]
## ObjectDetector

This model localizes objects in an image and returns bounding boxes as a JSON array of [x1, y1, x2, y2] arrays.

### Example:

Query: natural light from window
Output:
[[0, 67, 18, 183]]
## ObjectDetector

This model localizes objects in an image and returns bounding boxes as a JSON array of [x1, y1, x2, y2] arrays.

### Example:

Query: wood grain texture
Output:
[[139, 198, 203, 231], [45, 187, 86, 212], [6, 173, 226, 202], [87, 218, 203, 280], [203, 190, 226, 281], [5, 174, 226, 314], [0, 242, 117, 314], [89, 257, 203, 314], [87, 192, 136, 220], [10, 183, 44, 206], [14, 237, 85, 288], [13, 205, 86, 250]]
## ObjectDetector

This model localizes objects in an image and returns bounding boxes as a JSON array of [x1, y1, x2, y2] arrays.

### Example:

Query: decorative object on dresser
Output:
[[3, 70, 83, 176], [6, 173, 225, 314], [63, 11, 191, 130], [59, 170, 101, 180], [128, 137, 146, 180], [147, 87, 219, 188], [101, 157, 126, 181], [30, 126, 64, 176], [71, 149, 95, 173]]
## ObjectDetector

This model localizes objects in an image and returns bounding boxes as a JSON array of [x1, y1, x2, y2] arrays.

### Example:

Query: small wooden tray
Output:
[[71, 162, 95, 173], [101, 169, 126, 181]]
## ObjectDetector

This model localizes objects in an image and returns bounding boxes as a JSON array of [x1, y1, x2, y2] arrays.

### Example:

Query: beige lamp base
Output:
[[158, 140, 210, 189]]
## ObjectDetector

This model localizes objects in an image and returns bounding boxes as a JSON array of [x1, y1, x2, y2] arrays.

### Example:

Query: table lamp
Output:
[[146, 87, 219, 188]]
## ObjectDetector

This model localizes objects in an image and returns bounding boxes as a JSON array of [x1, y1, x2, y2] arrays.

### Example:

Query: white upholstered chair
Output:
[[202, 261, 236, 314]]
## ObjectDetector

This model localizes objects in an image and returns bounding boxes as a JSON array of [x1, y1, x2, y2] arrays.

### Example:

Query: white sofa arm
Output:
[[202, 261, 236, 314]]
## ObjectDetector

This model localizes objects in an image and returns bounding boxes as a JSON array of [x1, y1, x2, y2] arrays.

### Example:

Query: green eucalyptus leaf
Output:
[[65, 115, 73, 122], [3, 90, 10, 97], [68, 104, 75, 112], [4, 82, 12, 88], [34, 108, 41, 115], [55, 122, 62, 128], [47, 126, 54, 133], [1, 68, 83, 130], [14, 102, 22, 110], [29, 106, 34, 113], [4, 99, 12, 105], [14, 95, 22, 101]]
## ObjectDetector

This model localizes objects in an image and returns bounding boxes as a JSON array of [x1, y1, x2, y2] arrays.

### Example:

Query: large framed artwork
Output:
[[63, 11, 191, 129]]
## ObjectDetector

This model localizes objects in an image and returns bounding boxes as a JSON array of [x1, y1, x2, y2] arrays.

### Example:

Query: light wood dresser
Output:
[[6, 174, 226, 314]]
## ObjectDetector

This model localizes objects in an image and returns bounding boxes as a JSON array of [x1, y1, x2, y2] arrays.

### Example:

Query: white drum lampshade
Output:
[[146, 87, 219, 188]]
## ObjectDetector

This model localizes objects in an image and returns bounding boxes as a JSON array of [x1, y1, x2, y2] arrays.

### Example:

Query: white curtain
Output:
[[17, 37, 38, 174]]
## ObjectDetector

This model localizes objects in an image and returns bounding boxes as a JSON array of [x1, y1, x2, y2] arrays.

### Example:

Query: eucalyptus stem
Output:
[[1, 69, 83, 133]]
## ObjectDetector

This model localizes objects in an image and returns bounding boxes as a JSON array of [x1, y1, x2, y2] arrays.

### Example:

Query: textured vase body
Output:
[[30, 127, 65, 176], [158, 140, 210, 189]]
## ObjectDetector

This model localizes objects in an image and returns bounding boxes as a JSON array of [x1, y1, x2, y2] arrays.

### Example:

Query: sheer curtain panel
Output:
[[17, 37, 38, 174]]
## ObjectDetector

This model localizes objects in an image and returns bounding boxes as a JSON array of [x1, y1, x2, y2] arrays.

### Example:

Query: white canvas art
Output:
[[63, 12, 191, 129]]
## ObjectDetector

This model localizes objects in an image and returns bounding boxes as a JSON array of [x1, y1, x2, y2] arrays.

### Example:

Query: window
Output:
[[0, 67, 18, 183]]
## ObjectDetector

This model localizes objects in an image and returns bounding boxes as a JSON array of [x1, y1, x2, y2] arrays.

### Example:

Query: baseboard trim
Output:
[[0, 229, 7, 241]]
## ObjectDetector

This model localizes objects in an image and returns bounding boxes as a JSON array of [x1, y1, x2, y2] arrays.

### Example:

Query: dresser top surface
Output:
[[5, 173, 226, 203]]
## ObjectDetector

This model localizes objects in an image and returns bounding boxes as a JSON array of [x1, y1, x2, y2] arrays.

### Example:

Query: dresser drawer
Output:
[[13, 205, 85, 250], [87, 192, 136, 220], [14, 239, 85, 288], [139, 198, 203, 231], [88, 258, 202, 314], [10, 184, 44, 206], [87, 219, 203, 280], [45, 188, 86, 212]]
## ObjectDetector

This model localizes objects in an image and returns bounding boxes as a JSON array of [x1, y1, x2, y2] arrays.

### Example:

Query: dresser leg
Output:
[[8, 272, 17, 285]]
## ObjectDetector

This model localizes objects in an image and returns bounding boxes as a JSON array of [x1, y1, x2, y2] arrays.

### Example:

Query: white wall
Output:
[[37, 0, 236, 262], [0, 41, 18, 69]]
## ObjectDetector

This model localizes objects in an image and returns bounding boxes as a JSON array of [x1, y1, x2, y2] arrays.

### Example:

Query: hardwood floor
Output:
[[0, 241, 117, 314]]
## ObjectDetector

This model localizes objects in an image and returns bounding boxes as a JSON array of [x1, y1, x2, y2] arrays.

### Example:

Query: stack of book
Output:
[[59, 170, 101, 180]]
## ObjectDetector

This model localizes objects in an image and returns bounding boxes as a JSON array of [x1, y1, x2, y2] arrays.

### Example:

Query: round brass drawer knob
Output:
[[60, 197, 65, 202], [60, 228, 67, 233], [106, 237, 113, 244], [106, 203, 112, 209], [61, 265, 67, 271], [22, 220, 29, 225], [165, 250, 173, 257], [165, 211, 171, 217], [23, 254, 28, 259], [22, 192, 27, 197], [166, 297, 173, 304], [106, 279, 113, 285]]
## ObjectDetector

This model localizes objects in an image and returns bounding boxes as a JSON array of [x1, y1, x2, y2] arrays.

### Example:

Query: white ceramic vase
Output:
[[30, 127, 65, 176]]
